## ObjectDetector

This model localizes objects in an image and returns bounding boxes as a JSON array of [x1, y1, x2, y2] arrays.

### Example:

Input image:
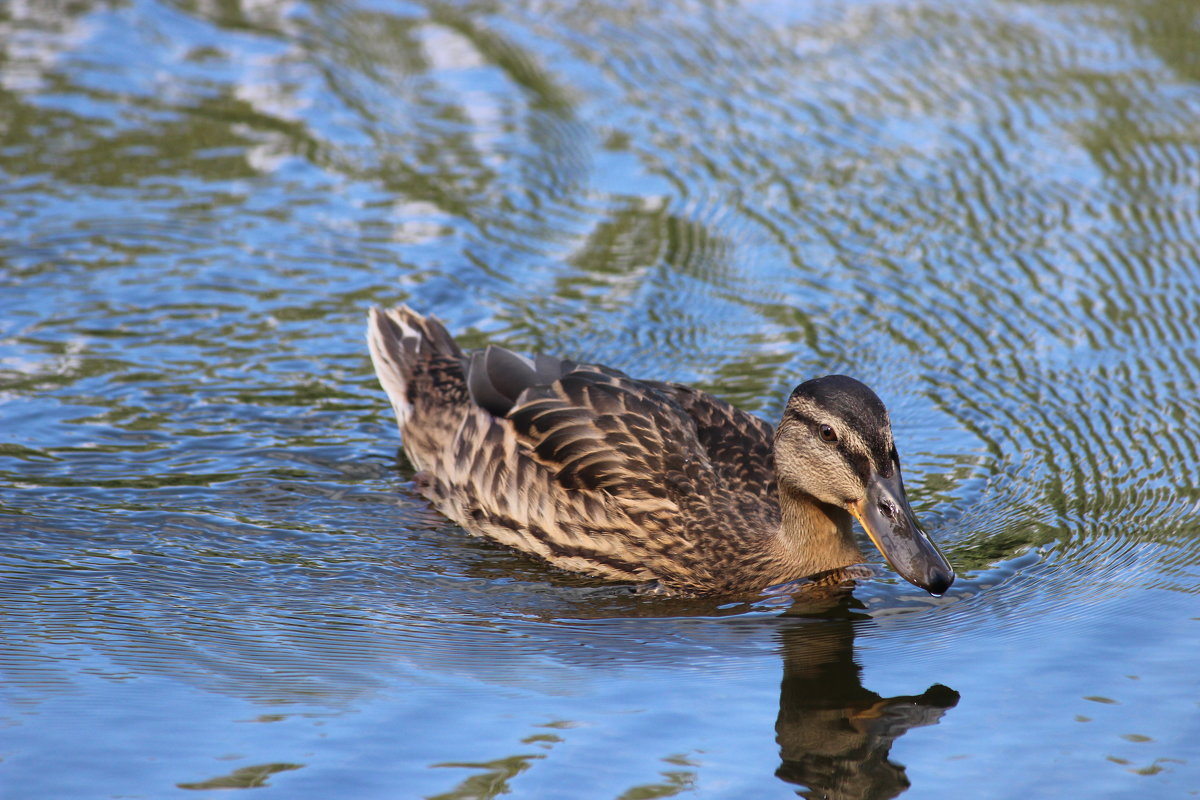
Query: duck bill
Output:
[[849, 472, 955, 596]]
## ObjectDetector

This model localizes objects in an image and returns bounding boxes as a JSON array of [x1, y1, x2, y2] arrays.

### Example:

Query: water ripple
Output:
[[4, 0, 1200, 794]]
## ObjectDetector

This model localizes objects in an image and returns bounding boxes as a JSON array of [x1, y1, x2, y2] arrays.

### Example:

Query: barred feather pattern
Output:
[[367, 306, 844, 594]]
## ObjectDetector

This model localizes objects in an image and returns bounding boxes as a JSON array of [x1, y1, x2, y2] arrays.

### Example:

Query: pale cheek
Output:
[[805, 460, 858, 504]]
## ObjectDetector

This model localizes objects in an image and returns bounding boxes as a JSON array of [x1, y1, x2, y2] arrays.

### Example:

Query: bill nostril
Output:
[[878, 501, 895, 520]]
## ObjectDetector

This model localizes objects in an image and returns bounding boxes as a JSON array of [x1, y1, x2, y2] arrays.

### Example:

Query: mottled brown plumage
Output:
[[367, 306, 954, 596]]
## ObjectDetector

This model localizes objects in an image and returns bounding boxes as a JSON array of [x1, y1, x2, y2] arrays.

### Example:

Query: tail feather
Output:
[[367, 305, 462, 428]]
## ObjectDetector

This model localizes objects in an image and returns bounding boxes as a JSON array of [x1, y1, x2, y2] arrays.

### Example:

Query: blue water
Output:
[[2, 0, 1200, 796]]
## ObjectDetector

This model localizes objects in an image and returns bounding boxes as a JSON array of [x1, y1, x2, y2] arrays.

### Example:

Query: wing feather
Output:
[[641, 380, 777, 500], [506, 368, 709, 504]]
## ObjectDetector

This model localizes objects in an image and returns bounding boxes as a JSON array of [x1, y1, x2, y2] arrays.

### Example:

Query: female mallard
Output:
[[367, 306, 954, 596]]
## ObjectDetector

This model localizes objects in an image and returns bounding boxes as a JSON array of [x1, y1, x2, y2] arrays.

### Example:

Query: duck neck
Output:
[[775, 483, 863, 577]]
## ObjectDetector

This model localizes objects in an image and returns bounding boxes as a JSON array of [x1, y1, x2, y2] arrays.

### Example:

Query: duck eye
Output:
[[819, 424, 837, 443]]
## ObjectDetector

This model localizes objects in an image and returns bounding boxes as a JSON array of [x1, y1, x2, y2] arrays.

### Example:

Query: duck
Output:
[[366, 306, 954, 596]]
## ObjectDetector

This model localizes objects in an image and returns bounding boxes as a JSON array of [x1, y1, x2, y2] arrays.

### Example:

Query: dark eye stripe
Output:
[[787, 410, 844, 443], [785, 407, 879, 481], [844, 449, 873, 487]]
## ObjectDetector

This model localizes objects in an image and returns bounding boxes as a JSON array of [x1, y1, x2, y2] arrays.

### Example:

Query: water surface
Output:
[[2, 0, 1200, 797]]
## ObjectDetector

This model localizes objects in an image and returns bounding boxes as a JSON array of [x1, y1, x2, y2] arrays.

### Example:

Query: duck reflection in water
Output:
[[367, 306, 958, 796], [773, 582, 959, 800]]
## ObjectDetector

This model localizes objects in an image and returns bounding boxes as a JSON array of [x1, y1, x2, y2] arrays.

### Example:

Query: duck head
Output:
[[773, 375, 955, 595]]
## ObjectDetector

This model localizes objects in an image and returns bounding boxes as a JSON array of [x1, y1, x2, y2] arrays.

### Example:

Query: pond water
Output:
[[3, 0, 1200, 797]]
